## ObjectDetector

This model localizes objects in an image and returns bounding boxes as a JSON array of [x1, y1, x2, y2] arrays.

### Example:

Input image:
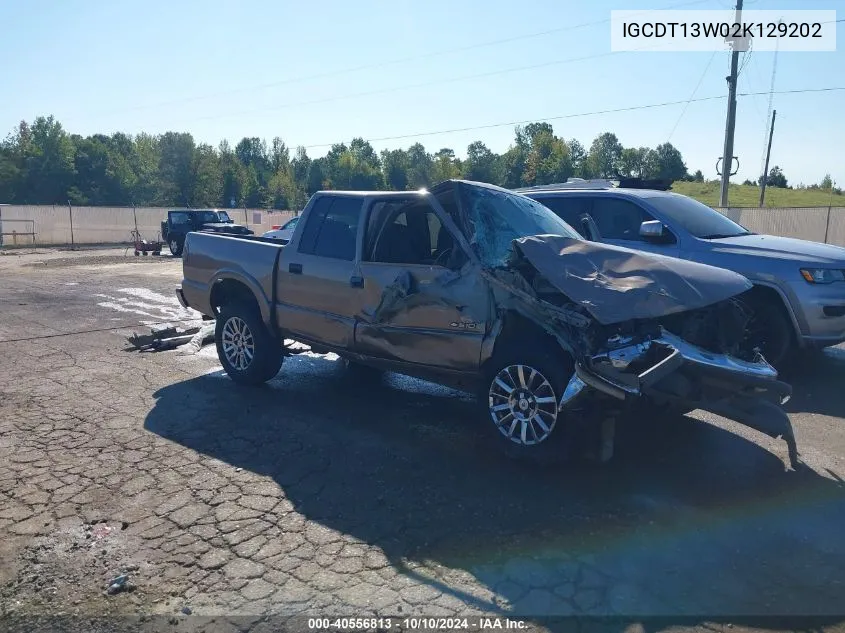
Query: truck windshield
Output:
[[645, 193, 751, 239], [460, 185, 581, 267]]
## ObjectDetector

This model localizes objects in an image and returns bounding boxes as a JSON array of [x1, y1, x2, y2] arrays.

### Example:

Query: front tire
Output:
[[744, 297, 795, 369], [481, 345, 576, 466], [215, 303, 283, 385]]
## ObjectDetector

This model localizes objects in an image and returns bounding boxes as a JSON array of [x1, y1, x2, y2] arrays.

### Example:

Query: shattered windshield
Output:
[[460, 185, 581, 267]]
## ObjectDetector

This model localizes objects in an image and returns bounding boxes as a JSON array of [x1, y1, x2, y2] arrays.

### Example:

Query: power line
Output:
[[186, 46, 662, 124], [760, 34, 781, 179], [181, 35, 710, 126], [742, 70, 767, 126], [298, 86, 845, 149], [73, 0, 712, 121], [138, 13, 845, 127], [667, 50, 718, 142]]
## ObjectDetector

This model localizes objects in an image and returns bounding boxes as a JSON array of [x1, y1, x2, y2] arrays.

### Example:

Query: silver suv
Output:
[[521, 180, 845, 367]]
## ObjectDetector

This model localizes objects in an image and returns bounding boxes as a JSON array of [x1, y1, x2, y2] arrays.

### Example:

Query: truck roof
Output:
[[523, 188, 678, 200], [315, 179, 517, 198], [313, 190, 425, 198], [169, 208, 229, 212]]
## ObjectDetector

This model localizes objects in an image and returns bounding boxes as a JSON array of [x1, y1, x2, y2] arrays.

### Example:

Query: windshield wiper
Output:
[[700, 232, 750, 239]]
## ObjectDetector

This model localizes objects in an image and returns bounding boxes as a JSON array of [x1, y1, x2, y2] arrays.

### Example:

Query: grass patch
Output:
[[671, 181, 843, 208]]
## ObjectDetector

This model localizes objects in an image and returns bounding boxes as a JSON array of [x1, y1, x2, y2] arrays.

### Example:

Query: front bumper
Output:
[[561, 328, 798, 468], [789, 280, 845, 345]]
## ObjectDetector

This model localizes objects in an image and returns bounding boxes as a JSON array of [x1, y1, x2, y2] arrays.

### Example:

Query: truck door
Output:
[[354, 195, 489, 372], [275, 196, 362, 349]]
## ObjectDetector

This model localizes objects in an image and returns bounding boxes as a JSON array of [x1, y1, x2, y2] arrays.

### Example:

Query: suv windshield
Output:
[[645, 193, 751, 239], [197, 210, 231, 224], [459, 184, 581, 267]]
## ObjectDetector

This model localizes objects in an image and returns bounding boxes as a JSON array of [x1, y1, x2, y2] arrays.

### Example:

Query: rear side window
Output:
[[170, 212, 191, 225], [298, 197, 360, 261], [534, 196, 592, 237]]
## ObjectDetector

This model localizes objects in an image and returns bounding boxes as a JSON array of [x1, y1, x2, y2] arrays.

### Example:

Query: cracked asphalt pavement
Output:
[[1, 247, 845, 632]]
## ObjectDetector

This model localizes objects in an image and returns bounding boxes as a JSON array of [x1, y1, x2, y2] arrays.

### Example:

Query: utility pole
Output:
[[719, 0, 744, 208], [758, 109, 776, 207]]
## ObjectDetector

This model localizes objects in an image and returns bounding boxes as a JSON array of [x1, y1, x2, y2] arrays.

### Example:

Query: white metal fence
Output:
[[0, 205, 296, 247], [715, 206, 845, 246], [1, 204, 844, 248]]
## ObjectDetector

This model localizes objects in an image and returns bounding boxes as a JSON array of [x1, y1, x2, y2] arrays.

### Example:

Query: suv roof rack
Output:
[[515, 177, 673, 193]]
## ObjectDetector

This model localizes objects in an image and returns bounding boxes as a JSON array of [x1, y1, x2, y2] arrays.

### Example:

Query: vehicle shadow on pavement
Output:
[[144, 353, 845, 627], [781, 348, 845, 419]]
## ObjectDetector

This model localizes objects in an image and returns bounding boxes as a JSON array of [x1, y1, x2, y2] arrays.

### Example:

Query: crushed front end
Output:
[[496, 234, 800, 469], [561, 324, 797, 468]]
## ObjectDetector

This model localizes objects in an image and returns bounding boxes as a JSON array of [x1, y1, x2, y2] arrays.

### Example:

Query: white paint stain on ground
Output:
[[195, 345, 220, 359], [95, 287, 202, 326]]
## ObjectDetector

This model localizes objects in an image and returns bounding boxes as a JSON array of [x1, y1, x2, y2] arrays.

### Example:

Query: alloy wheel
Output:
[[221, 317, 255, 371], [488, 364, 559, 445]]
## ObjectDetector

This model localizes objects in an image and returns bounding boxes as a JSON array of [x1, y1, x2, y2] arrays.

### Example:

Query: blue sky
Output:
[[1, 0, 842, 187]]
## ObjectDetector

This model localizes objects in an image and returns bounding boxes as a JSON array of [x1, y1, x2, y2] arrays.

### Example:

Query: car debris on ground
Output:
[[105, 574, 135, 595], [126, 321, 215, 353]]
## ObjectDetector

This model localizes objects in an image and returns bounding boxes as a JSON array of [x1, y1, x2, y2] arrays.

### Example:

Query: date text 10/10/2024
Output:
[[307, 617, 529, 630]]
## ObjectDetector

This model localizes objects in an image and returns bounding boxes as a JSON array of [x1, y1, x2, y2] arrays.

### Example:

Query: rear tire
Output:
[[480, 344, 577, 466], [215, 303, 283, 385], [169, 238, 183, 258]]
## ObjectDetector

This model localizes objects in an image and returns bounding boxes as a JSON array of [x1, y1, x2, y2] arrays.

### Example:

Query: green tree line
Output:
[[0, 117, 694, 209]]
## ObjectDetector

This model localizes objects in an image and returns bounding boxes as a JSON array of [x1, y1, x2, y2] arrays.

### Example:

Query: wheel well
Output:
[[485, 311, 572, 368], [209, 279, 260, 317], [742, 284, 799, 338], [744, 285, 794, 320]]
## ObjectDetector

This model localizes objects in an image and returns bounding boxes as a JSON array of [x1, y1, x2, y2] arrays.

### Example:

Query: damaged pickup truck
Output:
[[177, 180, 798, 467]]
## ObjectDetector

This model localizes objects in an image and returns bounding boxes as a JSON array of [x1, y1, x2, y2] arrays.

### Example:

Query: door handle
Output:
[[350, 275, 364, 288], [289, 263, 302, 274]]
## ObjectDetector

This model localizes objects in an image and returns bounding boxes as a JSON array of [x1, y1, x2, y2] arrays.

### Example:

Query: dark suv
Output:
[[161, 209, 253, 257]]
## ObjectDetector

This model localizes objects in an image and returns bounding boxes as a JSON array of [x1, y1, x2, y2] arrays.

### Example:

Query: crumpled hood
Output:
[[512, 235, 753, 325], [703, 233, 845, 265]]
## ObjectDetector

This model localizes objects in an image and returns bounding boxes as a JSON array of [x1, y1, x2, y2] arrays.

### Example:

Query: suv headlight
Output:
[[800, 268, 845, 284]]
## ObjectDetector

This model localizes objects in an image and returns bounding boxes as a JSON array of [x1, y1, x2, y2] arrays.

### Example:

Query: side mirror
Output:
[[639, 220, 667, 239]]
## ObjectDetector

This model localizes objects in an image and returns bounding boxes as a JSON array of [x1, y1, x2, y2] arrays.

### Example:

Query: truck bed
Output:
[[180, 232, 286, 320]]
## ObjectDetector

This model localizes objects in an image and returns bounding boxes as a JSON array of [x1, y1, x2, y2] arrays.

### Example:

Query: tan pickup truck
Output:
[[177, 179, 797, 467]]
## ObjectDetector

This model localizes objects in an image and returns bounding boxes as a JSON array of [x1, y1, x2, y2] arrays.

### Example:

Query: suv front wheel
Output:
[[169, 237, 183, 258]]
